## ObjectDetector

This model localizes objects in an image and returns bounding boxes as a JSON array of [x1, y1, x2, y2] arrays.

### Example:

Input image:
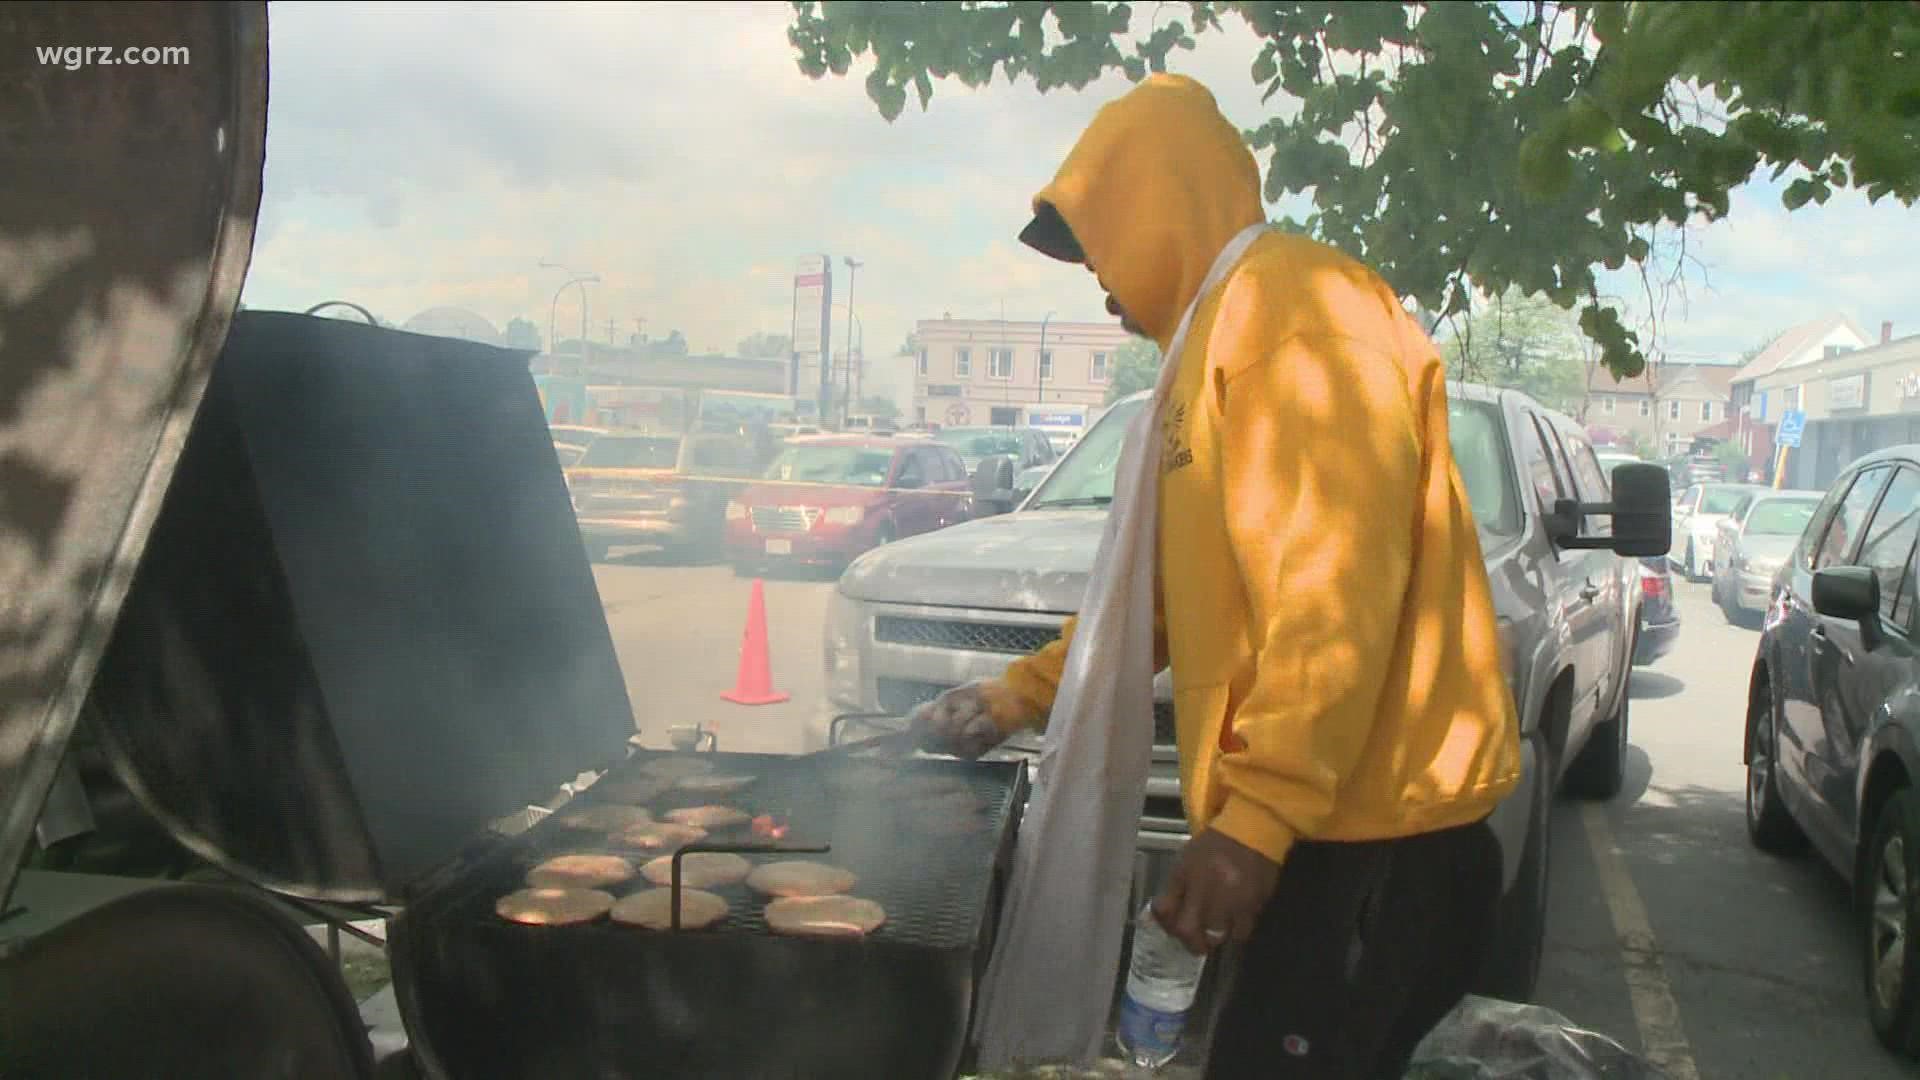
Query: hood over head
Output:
[[1020, 74, 1264, 350]]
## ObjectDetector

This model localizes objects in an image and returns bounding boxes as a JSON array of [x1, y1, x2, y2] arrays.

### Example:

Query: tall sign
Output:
[[791, 255, 834, 418]]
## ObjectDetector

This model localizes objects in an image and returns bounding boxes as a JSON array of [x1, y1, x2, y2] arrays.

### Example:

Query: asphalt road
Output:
[[1535, 577, 1916, 1080], [591, 551, 1919, 1079]]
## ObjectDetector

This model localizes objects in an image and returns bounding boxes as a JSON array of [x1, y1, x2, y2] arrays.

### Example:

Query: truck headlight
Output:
[[823, 589, 867, 709], [725, 501, 747, 521], [824, 506, 864, 526]]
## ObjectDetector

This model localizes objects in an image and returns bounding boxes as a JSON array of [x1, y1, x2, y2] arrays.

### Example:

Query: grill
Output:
[[389, 749, 1028, 1079], [876, 678, 1178, 747], [751, 505, 820, 533], [874, 616, 1061, 655]]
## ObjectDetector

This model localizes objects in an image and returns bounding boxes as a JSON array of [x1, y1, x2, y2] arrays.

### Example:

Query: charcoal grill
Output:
[[389, 748, 1028, 1080]]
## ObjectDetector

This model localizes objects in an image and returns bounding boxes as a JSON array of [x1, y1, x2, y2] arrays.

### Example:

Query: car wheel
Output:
[[1473, 733, 1551, 1003], [1565, 660, 1631, 800], [1745, 683, 1808, 854], [1683, 540, 1698, 581], [1864, 789, 1920, 1055]]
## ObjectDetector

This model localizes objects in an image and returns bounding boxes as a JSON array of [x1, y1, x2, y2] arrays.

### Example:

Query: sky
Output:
[[242, 0, 1919, 372]]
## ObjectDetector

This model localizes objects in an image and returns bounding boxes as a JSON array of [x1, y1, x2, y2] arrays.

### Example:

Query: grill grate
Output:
[[750, 505, 819, 533], [874, 615, 1060, 655], [451, 750, 1023, 950]]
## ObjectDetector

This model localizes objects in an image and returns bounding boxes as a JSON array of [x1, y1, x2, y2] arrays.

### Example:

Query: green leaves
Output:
[[786, 0, 1920, 380]]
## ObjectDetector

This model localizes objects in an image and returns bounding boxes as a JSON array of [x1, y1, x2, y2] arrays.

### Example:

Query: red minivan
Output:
[[724, 435, 974, 573]]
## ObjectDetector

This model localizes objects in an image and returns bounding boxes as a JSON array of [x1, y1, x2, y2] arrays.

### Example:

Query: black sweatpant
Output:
[[1202, 818, 1504, 1080]]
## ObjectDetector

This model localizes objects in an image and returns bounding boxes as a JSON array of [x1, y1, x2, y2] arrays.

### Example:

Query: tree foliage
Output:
[[738, 332, 795, 358], [504, 316, 543, 351], [789, 1, 1920, 380], [1106, 336, 1162, 403], [1442, 290, 1587, 413]]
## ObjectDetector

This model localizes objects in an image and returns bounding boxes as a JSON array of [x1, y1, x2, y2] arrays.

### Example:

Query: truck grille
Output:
[[876, 677, 1178, 747], [750, 505, 818, 533], [874, 616, 1060, 655]]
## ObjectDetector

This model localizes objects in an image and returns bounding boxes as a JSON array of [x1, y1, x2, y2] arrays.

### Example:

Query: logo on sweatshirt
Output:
[[1161, 403, 1193, 473]]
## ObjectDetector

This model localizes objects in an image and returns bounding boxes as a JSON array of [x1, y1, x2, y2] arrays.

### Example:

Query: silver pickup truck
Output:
[[818, 383, 1669, 1000]]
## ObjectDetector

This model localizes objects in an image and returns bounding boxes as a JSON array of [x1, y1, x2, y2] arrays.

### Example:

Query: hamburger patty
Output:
[[745, 860, 857, 898], [764, 895, 887, 939], [665, 805, 751, 829], [641, 851, 752, 889], [614, 821, 708, 851], [555, 804, 653, 832], [525, 854, 636, 890], [495, 887, 615, 926], [610, 887, 730, 930]]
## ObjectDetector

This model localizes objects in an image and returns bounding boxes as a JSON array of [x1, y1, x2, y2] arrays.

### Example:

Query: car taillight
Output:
[[725, 501, 747, 521], [1641, 573, 1668, 598]]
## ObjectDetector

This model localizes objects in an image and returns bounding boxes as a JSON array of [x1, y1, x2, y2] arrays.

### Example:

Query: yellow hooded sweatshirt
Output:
[[985, 74, 1522, 866]]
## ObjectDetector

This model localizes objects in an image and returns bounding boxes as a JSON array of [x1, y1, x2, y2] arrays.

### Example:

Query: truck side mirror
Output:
[[971, 456, 1017, 516], [1550, 463, 1673, 557]]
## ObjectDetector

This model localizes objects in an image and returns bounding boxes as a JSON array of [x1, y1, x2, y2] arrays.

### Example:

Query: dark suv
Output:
[[1745, 448, 1920, 1055]]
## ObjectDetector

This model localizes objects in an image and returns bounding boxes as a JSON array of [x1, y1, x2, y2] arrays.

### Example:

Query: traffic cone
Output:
[[721, 578, 790, 706]]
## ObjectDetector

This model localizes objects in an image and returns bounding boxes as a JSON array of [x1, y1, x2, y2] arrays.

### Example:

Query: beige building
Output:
[[1585, 364, 1737, 459], [912, 317, 1133, 433]]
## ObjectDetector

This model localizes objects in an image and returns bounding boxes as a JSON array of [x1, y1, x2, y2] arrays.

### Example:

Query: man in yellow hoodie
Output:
[[911, 74, 1522, 1077]]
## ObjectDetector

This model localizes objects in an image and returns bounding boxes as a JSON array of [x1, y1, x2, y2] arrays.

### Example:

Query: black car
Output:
[[1745, 448, 1920, 1055], [1634, 556, 1681, 665]]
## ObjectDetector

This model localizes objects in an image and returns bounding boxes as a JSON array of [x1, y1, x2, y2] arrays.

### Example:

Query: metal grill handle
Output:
[[670, 840, 830, 931]]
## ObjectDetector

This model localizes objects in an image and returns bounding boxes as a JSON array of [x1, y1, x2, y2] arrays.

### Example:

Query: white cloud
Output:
[[244, 1, 1915, 370]]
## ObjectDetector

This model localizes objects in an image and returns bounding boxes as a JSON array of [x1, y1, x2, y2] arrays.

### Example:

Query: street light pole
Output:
[[538, 261, 599, 376], [842, 256, 862, 426], [1036, 310, 1055, 413]]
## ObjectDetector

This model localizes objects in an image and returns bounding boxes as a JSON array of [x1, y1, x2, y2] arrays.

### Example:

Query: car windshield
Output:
[[1449, 401, 1522, 538], [578, 435, 681, 469], [764, 445, 894, 486], [1745, 498, 1820, 536], [1700, 487, 1752, 514], [935, 429, 1025, 459], [1026, 399, 1149, 507]]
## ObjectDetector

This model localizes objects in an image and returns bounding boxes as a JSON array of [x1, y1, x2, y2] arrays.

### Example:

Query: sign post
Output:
[[1773, 409, 1807, 489]]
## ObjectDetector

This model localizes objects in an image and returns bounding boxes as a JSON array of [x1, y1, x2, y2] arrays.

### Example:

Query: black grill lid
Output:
[[81, 312, 636, 904], [0, 2, 267, 909]]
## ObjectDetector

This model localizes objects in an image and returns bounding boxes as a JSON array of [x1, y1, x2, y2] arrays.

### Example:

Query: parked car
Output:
[[1710, 490, 1824, 624], [566, 428, 767, 562], [931, 425, 1058, 473], [1596, 450, 1648, 475], [1672, 481, 1767, 580], [1744, 450, 1920, 1054], [724, 435, 976, 574], [550, 423, 606, 468], [821, 383, 1668, 1002], [1635, 556, 1681, 665], [1012, 463, 1053, 504]]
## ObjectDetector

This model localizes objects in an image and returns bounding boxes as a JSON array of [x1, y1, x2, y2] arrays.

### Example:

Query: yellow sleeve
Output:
[[995, 598, 1170, 736], [1204, 333, 1421, 865]]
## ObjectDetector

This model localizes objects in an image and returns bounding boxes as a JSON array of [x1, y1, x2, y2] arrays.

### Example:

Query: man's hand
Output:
[[907, 681, 1013, 759], [1152, 828, 1280, 955]]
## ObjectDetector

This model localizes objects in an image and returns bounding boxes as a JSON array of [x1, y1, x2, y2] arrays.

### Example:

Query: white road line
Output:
[[1581, 801, 1702, 1080]]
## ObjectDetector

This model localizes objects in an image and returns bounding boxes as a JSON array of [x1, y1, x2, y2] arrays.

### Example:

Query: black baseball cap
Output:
[[1018, 200, 1086, 264]]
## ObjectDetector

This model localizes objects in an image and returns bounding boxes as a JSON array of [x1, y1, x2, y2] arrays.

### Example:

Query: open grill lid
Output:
[[0, 2, 268, 909], [78, 312, 638, 904]]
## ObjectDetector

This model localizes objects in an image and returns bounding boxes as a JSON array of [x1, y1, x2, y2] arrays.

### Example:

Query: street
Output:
[[592, 552, 1917, 1078]]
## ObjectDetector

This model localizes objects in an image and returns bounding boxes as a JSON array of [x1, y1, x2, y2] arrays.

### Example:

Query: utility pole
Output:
[[1036, 310, 1055, 415], [842, 256, 862, 427]]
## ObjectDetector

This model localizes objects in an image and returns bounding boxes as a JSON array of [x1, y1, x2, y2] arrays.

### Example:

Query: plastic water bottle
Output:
[[1116, 902, 1205, 1068]]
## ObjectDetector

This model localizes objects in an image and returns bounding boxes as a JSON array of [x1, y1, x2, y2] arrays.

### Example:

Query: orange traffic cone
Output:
[[721, 578, 790, 706]]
